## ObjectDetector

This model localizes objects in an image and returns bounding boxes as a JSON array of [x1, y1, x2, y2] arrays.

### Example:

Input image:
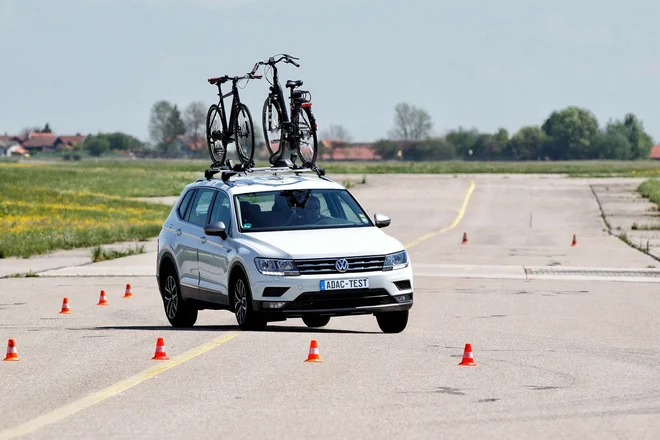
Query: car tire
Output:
[[375, 310, 408, 333], [160, 266, 198, 327], [302, 315, 330, 328], [233, 273, 267, 331]]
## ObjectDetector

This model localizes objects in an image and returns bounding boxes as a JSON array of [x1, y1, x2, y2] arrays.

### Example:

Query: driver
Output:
[[299, 195, 321, 224]]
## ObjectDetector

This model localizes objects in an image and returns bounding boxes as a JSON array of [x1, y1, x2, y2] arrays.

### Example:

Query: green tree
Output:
[[84, 135, 111, 157], [445, 127, 480, 158], [505, 126, 547, 160], [405, 139, 455, 160], [166, 105, 186, 141], [106, 132, 143, 151], [620, 113, 654, 159], [388, 102, 433, 141], [541, 106, 599, 160], [596, 124, 632, 160]]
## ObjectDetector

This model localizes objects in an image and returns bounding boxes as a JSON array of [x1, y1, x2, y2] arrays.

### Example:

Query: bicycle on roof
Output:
[[251, 54, 319, 169], [205, 68, 262, 168]]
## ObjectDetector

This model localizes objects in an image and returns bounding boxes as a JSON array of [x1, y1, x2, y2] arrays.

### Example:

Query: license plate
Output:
[[320, 278, 369, 290]]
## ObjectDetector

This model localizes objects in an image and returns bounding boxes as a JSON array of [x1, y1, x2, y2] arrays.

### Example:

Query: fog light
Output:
[[394, 294, 411, 303], [263, 301, 287, 309]]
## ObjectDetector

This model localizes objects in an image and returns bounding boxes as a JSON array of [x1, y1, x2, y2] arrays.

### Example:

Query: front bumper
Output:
[[253, 289, 413, 318], [249, 263, 414, 318]]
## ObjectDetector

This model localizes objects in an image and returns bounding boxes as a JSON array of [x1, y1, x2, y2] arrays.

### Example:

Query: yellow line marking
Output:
[[405, 180, 476, 249], [0, 332, 240, 440]]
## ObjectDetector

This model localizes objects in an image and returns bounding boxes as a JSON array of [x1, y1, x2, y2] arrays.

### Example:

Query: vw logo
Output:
[[335, 259, 349, 272]]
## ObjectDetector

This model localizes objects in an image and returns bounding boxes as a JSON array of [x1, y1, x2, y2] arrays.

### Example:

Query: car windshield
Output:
[[234, 189, 373, 232]]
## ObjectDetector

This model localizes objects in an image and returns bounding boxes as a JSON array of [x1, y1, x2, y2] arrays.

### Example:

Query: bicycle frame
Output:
[[268, 65, 290, 124], [212, 79, 242, 144], [253, 54, 317, 168], [265, 63, 312, 157]]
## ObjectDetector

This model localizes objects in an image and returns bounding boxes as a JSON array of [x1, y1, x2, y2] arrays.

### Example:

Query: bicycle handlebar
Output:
[[255, 54, 301, 69], [208, 72, 261, 85]]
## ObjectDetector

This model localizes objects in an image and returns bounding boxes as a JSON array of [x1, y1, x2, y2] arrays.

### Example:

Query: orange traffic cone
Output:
[[458, 343, 477, 366], [97, 290, 109, 306], [123, 283, 133, 299], [461, 232, 468, 245], [4, 339, 19, 361], [60, 297, 71, 314], [304, 339, 323, 363], [571, 234, 578, 247], [152, 337, 170, 360]]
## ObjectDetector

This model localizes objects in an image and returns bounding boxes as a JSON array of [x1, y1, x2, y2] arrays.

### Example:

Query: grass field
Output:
[[2, 158, 660, 259], [0, 162, 177, 258], [638, 179, 660, 205], [4, 157, 660, 177]]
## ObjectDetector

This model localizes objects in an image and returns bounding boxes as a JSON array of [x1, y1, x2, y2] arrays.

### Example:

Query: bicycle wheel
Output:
[[206, 104, 226, 165], [233, 103, 255, 167], [295, 106, 318, 167], [262, 96, 284, 164]]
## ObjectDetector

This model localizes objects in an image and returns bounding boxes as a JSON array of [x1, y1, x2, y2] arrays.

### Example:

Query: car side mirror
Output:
[[204, 221, 227, 239], [374, 213, 391, 228]]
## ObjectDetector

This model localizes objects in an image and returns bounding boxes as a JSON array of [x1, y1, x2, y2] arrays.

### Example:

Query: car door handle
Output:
[[200, 236, 207, 244], [176, 229, 182, 236]]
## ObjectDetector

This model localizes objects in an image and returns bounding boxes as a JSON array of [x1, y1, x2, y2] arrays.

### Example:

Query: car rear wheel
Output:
[[375, 310, 408, 333], [233, 274, 267, 331], [302, 315, 330, 328], [161, 266, 198, 327]]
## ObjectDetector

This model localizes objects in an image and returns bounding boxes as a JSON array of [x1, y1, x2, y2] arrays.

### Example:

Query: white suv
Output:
[[156, 166, 413, 333]]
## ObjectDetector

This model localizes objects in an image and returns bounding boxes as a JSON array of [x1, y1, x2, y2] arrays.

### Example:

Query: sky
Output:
[[1, 0, 660, 144]]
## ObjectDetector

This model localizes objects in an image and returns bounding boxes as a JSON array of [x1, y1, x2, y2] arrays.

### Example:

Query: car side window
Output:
[[209, 191, 231, 229], [178, 189, 196, 219], [188, 189, 215, 226]]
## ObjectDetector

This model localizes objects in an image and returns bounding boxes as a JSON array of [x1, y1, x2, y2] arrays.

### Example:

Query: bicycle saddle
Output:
[[286, 80, 303, 88]]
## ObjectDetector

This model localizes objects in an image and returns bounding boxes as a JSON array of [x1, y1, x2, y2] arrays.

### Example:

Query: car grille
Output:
[[284, 288, 396, 311], [294, 255, 385, 275]]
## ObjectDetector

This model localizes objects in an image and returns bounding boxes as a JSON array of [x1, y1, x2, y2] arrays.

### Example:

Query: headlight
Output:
[[383, 250, 408, 271], [254, 258, 299, 276]]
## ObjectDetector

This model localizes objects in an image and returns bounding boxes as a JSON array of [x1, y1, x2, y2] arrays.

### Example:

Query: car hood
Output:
[[242, 227, 404, 259]]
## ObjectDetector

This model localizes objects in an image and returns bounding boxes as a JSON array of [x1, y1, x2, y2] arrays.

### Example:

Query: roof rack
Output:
[[203, 158, 327, 183]]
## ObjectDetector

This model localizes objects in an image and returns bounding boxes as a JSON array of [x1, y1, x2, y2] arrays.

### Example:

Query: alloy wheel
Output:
[[164, 275, 179, 319], [234, 279, 248, 324]]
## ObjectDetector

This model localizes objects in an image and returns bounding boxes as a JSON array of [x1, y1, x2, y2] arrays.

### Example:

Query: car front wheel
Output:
[[375, 310, 408, 333], [233, 274, 266, 331]]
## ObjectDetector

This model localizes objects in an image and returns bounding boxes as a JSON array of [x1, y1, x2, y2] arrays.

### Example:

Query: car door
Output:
[[170, 188, 201, 300], [197, 190, 232, 306], [178, 188, 216, 300]]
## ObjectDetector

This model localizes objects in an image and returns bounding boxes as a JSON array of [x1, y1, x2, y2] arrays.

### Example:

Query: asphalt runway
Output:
[[1, 174, 659, 439]]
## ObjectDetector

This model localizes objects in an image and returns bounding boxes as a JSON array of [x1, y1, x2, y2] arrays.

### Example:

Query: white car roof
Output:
[[193, 171, 346, 195]]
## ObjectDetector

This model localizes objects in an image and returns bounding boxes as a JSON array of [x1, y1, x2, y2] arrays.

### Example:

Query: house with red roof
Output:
[[319, 139, 381, 161], [21, 133, 58, 152], [54, 135, 87, 150], [649, 145, 660, 160], [1, 132, 88, 153]]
